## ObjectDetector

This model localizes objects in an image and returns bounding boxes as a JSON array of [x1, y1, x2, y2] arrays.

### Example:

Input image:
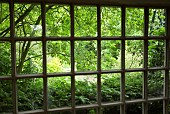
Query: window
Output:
[[0, 0, 170, 114]]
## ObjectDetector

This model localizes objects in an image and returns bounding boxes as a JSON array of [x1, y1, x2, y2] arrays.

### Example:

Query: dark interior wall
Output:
[[2, 0, 170, 7]]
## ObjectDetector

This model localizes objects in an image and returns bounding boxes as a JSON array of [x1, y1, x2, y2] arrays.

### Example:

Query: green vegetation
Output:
[[0, 3, 166, 114]]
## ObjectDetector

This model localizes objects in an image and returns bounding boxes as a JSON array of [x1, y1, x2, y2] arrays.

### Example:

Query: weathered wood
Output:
[[1, 0, 169, 7]]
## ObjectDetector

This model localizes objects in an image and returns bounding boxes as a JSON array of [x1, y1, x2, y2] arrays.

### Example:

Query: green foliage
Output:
[[14, 4, 42, 37], [101, 40, 121, 70], [101, 7, 121, 36], [0, 80, 13, 113], [125, 40, 143, 69], [0, 4, 167, 114], [148, 40, 164, 67], [75, 79, 97, 105], [149, 9, 166, 36], [46, 5, 70, 37], [47, 41, 70, 66], [75, 6, 97, 37], [125, 72, 143, 99], [17, 78, 43, 111], [0, 74, 164, 113], [75, 41, 97, 71], [148, 70, 164, 97], [16, 41, 43, 74], [0, 3, 10, 37], [0, 42, 11, 76], [126, 8, 144, 36], [48, 77, 71, 108], [47, 56, 62, 73]]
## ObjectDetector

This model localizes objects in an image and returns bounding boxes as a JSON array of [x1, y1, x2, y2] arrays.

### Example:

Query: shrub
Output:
[[0, 73, 164, 113]]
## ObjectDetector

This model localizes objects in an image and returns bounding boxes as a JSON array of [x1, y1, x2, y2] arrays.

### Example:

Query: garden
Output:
[[0, 3, 166, 114]]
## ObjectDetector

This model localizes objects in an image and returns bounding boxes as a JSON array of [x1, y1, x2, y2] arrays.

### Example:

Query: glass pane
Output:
[[125, 72, 143, 100], [149, 9, 166, 36], [126, 8, 144, 36], [76, 108, 97, 114], [46, 5, 70, 37], [148, 100, 163, 114], [0, 3, 10, 37], [126, 103, 142, 114], [148, 40, 165, 68], [75, 41, 97, 72], [101, 105, 120, 114], [48, 76, 71, 109], [101, 7, 121, 37], [148, 70, 164, 98], [75, 75, 97, 105], [0, 42, 11, 76], [125, 40, 143, 69], [74, 6, 97, 37], [47, 41, 71, 73], [14, 4, 42, 37], [101, 73, 120, 102], [17, 78, 43, 111], [101, 40, 121, 70], [0, 80, 12, 113], [16, 41, 43, 74]]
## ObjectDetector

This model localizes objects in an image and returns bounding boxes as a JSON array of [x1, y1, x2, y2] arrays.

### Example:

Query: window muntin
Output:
[[0, 1, 169, 114]]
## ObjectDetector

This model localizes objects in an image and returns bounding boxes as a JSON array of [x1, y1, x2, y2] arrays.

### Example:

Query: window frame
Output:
[[0, 0, 170, 114]]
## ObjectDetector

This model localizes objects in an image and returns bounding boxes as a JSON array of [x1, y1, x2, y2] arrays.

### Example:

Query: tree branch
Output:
[[0, 4, 35, 37], [24, 52, 70, 63], [17, 41, 31, 73], [17, 5, 54, 73]]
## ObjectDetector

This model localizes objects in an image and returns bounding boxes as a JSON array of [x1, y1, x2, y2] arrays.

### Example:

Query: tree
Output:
[[0, 3, 166, 113]]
